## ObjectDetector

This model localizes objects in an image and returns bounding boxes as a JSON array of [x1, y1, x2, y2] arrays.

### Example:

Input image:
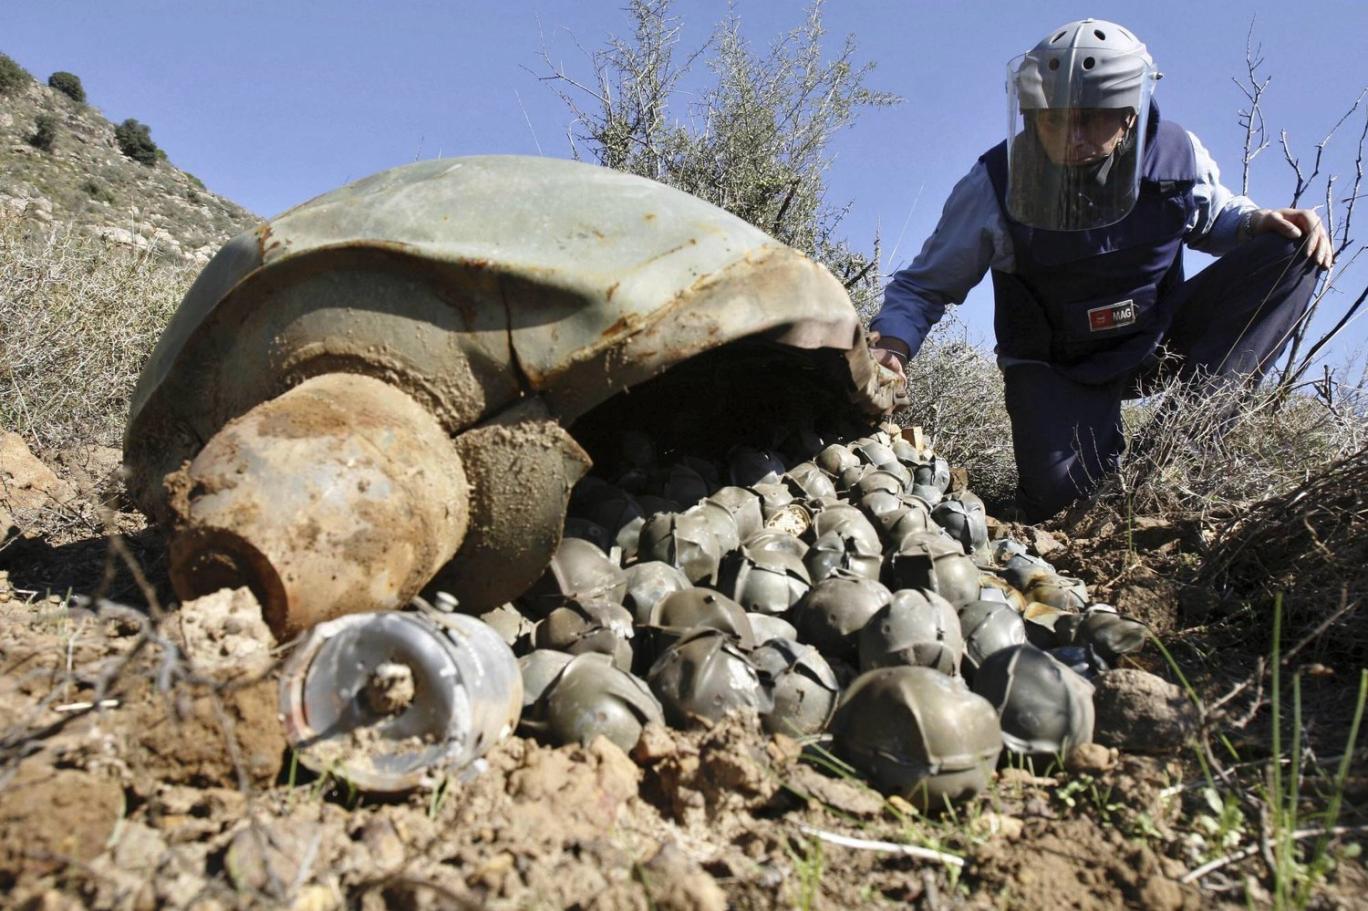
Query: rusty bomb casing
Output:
[[125, 156, 899, 637]]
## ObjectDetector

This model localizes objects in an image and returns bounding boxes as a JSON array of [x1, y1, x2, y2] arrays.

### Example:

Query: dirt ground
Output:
[[1, 469, 1365, 910]]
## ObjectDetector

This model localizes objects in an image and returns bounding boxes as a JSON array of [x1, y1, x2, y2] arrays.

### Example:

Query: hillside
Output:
[[0, 58, 257, 262]]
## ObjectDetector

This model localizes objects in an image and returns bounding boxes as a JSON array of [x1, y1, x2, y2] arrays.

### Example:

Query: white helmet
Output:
[[1014, 19, 1157, 112], [1005, 20, 1161, 231]]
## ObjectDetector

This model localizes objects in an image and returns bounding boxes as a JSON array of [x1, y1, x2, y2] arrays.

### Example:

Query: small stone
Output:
[[21, 891, 84, 911], [1092, 669, 1197, 754], [0, 431, 75, 517], [1065, 742, 1116, 775], [470, 852, 515, 891], [997, 767, 1057, 788], [972, 812, 1024, 840], [630, 722, 677, 765], [885, 794, 917, 818], [638, 843, 727, 911], [787, 765, 884, 817], [1029, 527, 1064, 557], [111, 821, 168, 873], [358, 817, 405, 874], [766, 733, 802, 764], [186, 899, 226, 911], [224, 820, 313, 893], [289, 885, 339, 911]]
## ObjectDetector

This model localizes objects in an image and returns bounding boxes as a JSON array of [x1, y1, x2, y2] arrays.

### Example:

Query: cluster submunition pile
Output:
[[283, 421, 1150, 807]]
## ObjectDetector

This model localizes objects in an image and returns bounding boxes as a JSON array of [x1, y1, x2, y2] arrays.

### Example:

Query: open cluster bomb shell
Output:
[[282, 423, 1150, 799]]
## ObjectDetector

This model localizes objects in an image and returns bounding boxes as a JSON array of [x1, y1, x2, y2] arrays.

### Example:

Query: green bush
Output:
[[0, 53, 30, 95], [81, 178, 115, 205], [47, 70, 85, 103], [29, 114, 56, 151], [114, 118, 159, 166]]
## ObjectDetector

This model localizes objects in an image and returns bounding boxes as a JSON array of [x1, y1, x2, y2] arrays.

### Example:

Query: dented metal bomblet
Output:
[[279, 608, 522, 793]]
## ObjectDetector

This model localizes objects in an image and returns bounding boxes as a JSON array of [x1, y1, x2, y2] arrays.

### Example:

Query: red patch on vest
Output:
[[1087, 300, 1136, 332]]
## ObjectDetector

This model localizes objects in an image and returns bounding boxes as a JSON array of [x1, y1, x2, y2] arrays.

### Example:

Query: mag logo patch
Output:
[[1087, 299, 1136, 332]]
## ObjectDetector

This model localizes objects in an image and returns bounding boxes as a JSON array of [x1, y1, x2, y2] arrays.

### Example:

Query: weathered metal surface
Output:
[[972, 644, 1096, 757], [279, 610, 522, 792], [126, 155, 899, 622], [831, 667, 1003, 808], [427, 398, 590, 612], [535, 652, 664, 752], [168, 374, 469, 637]]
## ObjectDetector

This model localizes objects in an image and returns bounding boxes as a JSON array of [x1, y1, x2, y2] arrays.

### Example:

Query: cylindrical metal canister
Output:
[[279, 610, 521, 792], [167, 373, 470, 638]]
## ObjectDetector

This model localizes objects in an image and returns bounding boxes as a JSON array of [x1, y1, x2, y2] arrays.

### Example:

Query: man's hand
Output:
[[1251, 207, 1334, 270], [869, 333, 910, 383]]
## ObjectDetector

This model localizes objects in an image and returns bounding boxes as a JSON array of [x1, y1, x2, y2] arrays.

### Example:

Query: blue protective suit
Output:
[[871, 106, 1320, 520]]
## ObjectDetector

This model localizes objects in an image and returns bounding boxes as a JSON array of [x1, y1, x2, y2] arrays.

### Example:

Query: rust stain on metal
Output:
[[616, 237, 701, 276], [599, 312, 642, 340], [254, 223, 283, 260], [167, 374, 470, 639]]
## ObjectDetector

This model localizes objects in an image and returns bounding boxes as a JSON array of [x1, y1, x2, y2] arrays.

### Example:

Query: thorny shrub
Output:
[[884, 321, 1367, 519], [890, 319, 1016, 507], [1100, 365, 1367, 519], [0, 216, 197, 451], [887, 326, 1367, 517], [1205, 444, 1368, 666]]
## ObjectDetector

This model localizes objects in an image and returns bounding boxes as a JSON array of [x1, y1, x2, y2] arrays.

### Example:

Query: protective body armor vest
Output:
[[981, 105, 1198, 383]]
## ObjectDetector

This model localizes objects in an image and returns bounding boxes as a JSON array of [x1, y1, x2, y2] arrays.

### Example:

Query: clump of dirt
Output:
[[123, 676, 286, 789], [969, 817, 1197, 911], [633, 714, 794, 828], [166, 585, 275, 681], [0, 761, 124, 884]]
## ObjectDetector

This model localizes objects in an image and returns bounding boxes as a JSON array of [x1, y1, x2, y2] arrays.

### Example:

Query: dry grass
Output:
[[1106, 366, 1367, 519], [1202, 443, 1368, 666], [891, 318, 1017, 506], [0, 215, 197, 452], [878, 313, 1368, 521]]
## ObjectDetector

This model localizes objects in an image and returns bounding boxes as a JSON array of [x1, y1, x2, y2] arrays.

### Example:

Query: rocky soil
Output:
[[3, 434, 1365, 910]]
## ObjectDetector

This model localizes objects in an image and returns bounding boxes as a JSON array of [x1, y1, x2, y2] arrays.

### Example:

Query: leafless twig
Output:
[[1234, 21, 1271, 196]]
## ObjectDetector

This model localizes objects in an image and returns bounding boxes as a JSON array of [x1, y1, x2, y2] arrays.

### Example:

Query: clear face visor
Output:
[[1005, 52, 1155, 231]]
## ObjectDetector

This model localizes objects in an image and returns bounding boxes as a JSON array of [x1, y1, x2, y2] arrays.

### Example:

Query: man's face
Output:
[[1031, 107, 1136, 165]]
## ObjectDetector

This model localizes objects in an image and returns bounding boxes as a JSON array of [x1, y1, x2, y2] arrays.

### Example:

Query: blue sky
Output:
[[3, 0, 1366, 370]]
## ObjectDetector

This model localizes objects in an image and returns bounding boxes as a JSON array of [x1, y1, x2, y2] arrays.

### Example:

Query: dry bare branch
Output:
[[1235, 21, 1271, 195]]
